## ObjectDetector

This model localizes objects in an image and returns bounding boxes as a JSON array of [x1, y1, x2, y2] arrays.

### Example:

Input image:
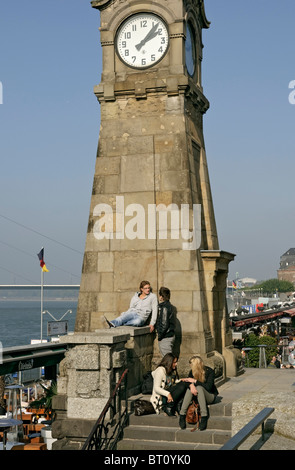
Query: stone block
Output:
[[163, 250, 193, 271], [97, 292, 118, 312], [112, 349, 127, 368], [68, 397, 108, 420], [113, 251, 157, 291], [52, 417, 96, 440], [163, 270, 200, 291], [97, 251, 114, 272], [120, 154, 154, 192], [80, 273, 101, 292], [65, 344, 100, 370], [100, 272, 114, 291], [95, 155, 121, 176]]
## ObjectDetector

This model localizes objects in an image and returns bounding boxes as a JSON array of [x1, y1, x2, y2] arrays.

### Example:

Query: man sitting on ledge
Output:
[[103, 280, 158, 333]]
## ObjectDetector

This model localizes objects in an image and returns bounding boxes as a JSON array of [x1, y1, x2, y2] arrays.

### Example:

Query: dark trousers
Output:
[[165, 381, 188, 407]]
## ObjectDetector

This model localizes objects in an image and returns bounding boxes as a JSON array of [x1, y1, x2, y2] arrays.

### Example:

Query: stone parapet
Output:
[[52, 327, 153, 449]]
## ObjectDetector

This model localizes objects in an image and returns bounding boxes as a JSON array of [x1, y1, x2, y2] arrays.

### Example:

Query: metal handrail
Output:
[[82, 368, 129, 450], [220, 407, 275, 450]]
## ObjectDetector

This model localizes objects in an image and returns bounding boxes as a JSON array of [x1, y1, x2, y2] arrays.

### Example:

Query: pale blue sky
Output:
[[0, 0, 294, 285]]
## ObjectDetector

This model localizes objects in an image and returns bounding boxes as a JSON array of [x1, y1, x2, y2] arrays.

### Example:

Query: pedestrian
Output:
[[178, 355, 218, 431], [156, 286, 175, 356], [103, 280, 158, 332], [150, 353, 187, 416]]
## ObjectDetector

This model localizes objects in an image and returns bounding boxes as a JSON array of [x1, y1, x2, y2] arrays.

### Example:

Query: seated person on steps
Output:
[[150, 353, 187, 416], [178, 355, 218, 431], [103, 280, 158, 333]]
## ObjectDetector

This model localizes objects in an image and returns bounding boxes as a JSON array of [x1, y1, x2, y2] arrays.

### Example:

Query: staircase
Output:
[[117, 397, 232, 450]]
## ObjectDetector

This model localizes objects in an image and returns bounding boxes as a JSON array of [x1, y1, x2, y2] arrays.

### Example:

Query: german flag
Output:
[[232, 281, 237, 289], [37, 248, 49, 272]]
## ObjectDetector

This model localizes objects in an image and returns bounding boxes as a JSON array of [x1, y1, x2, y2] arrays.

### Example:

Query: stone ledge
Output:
[[60, 331, 130, 345], [96, 326, 151, 337]]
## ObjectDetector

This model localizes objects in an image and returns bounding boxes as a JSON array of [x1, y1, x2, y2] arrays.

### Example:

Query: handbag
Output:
[[134, 399, 156, 416], [186, 400, 201, 430]]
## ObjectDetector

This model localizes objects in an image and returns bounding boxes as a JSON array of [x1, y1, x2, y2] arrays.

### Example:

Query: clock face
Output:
[[185, 23, 195, 77], [116, 13, 169, 69]]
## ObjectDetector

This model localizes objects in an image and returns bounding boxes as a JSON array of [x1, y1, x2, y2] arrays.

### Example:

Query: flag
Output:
[[232, 281, 237, 289], [37, 248, 49, 272]]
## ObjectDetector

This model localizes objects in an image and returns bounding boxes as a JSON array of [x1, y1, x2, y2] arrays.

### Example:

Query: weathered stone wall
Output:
[[52, 327, 153, 449]]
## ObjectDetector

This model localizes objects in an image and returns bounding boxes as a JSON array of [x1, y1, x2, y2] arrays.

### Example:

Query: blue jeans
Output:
[[111, 310, 146, 327]]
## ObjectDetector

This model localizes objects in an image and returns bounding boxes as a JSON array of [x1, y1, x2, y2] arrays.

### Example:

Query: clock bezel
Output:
[[115, 12, 170, 70]]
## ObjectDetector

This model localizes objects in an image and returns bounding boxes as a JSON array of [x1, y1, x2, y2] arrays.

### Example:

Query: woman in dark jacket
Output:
[[178, 355, 218, 431], [156, 287, 175, 357]]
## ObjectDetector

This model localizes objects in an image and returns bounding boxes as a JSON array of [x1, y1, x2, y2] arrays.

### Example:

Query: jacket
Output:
[[150, 366, 170, 414], [129, 291, 158, 325], [189, 366, 218, 396], [156, 300, 175, 341]]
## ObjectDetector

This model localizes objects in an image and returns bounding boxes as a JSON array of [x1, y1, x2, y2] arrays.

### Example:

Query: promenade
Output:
[[218, 368, 295, 450]]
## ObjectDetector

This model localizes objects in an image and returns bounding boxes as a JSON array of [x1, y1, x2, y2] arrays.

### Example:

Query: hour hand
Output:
[[135, 22, 159, 51]]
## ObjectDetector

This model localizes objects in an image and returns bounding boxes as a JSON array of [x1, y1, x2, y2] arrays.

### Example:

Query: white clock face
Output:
[[116, 13, 169, 69]]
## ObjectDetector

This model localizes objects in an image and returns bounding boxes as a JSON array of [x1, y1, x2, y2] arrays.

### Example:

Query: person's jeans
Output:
[[111, 309, 146, 327]]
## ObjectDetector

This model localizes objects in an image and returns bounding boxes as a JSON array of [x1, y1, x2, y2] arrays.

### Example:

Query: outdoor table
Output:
[[0, 418, 23, 450]]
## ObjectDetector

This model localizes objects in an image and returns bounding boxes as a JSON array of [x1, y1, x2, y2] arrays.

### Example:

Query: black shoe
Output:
[[162, 405, 176, 417], [199, 416, 208, 431], [103, 315, 115, 328], [179, 414, 186, 430]]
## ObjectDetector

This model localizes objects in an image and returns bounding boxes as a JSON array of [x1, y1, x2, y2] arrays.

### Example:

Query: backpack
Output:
[[141, 371, 153, 394]]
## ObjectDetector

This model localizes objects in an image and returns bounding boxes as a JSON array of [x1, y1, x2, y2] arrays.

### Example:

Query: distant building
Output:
[[277, 248, 295, 285], [239, 277, 257, 287]]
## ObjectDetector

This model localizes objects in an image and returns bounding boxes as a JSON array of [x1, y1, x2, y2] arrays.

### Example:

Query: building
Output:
[[277, 248, 295, 285]]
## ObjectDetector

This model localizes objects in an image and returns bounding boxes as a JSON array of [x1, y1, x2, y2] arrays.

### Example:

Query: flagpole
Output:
[[41, 268, 43, 342]]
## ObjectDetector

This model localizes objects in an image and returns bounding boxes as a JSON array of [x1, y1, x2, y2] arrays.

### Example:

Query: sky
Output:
[[0, 0, 294, 286]]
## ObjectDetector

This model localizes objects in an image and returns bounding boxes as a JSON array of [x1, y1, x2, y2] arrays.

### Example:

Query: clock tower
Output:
[[75, 0, 239, 375]]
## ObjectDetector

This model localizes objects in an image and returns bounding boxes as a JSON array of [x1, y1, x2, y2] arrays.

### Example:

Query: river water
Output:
[[0, 299, 77, 348]]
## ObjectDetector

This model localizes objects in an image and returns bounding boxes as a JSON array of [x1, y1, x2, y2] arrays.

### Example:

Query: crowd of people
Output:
[[103, 280, 219, 431]]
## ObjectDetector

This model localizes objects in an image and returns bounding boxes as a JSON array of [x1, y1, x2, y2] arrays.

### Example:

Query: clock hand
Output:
[[135, 22, 160, 51]]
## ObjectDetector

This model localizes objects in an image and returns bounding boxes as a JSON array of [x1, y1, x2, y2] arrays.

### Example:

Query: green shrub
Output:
[[244, 334, 278, 368]]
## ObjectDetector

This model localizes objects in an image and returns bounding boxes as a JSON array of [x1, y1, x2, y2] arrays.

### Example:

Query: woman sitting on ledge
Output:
[[103, 280, 158, 333]]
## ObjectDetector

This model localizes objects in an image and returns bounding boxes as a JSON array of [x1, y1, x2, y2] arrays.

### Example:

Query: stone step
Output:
[[117, 438, 222, 451], [129, 409, 232, 430], [120, 396, 233, 451], [123, 423, 231, 445]]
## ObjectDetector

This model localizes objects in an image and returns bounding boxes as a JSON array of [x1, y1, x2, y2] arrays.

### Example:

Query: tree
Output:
[[245, 334, 277, 368], [254, 279, 294, 294]]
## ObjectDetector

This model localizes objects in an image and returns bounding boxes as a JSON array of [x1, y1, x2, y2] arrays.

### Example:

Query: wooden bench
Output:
[[220, 407, 275, 450]]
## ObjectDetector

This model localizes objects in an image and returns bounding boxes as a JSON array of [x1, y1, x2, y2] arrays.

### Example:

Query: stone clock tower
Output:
[[74, 0, 239, 376]]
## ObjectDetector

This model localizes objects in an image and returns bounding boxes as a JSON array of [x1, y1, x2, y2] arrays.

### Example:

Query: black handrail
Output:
[[220, 407, 275, 450], [82, 368, 129, 450]]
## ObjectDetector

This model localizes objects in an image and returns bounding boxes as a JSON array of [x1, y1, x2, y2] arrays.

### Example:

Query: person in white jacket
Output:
[[150, 353, 187, 415], [104, 280, 158, 333]]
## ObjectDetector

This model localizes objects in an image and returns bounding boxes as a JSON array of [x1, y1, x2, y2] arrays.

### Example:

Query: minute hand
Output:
[[135, 23, 160, 51]]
